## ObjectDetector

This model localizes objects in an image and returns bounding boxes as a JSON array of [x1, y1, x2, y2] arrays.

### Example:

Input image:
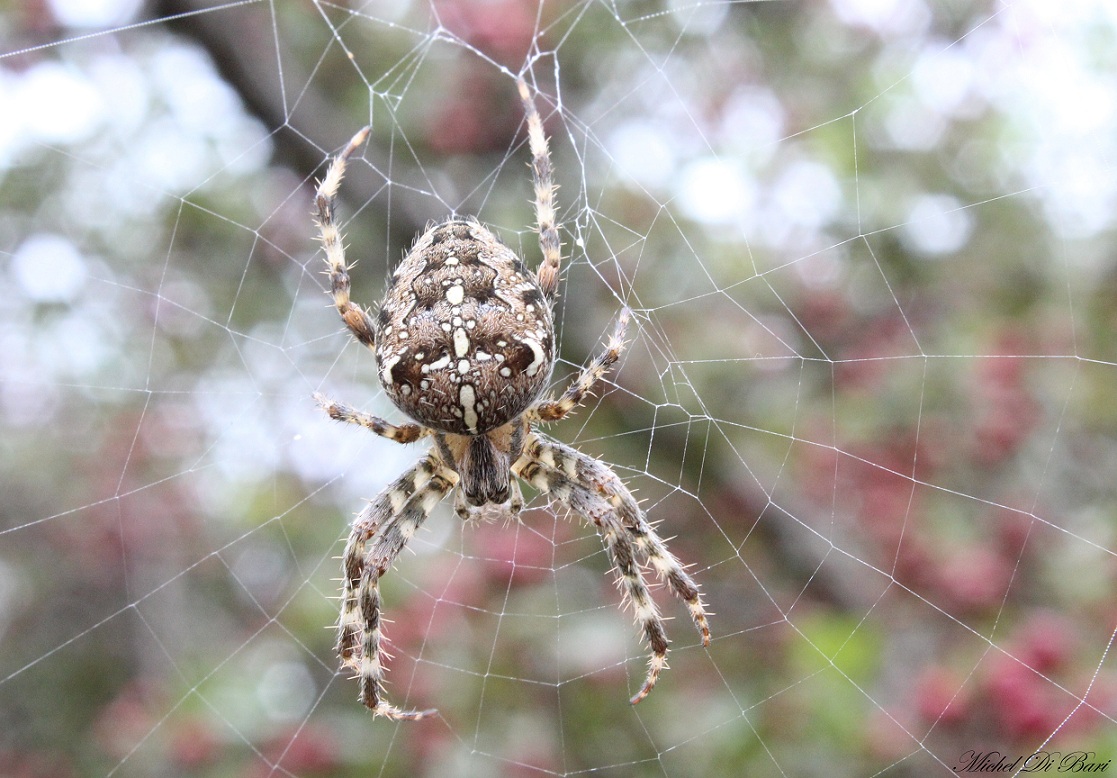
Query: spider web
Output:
[[3, 0, 1117, 775]]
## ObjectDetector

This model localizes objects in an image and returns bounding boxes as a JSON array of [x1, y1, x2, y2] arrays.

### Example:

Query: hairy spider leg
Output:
[[315, 392, 430, 445], [339, 454, 457, 719], [535, 307, 631, 423], [338, 456, 447, 668], [514, 433, 711, 705], [314, 127, 378, 351], [517, 77, 562, 303]]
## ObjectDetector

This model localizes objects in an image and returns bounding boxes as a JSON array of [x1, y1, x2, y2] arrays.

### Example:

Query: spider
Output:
[[312, 77, 710, 719]]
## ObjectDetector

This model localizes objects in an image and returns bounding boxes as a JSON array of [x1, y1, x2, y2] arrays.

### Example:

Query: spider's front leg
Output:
[[514, 433, 711, 705], [339, 453, 457, 719]]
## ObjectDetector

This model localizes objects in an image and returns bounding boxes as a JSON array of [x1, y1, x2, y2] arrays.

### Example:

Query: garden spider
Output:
[[313, 77, 710, 719]]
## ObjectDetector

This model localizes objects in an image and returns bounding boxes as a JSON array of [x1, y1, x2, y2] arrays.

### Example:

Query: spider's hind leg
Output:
[[517, 77, 561, 302], [314, 127, 379, 352], [534, 307, 631, 423]]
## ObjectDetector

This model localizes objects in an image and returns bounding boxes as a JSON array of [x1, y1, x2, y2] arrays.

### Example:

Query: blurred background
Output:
[[3, 0, 1117, 775]]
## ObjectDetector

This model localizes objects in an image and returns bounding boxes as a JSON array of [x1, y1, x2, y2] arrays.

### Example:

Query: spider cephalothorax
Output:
[[313, 77, 710, 719]]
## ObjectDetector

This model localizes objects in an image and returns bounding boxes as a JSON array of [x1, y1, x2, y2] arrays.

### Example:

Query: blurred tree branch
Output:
[[154, 0, 386, 202]]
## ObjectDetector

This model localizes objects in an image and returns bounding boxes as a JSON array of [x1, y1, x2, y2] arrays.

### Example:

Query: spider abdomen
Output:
[[375, 218, 555, 435]]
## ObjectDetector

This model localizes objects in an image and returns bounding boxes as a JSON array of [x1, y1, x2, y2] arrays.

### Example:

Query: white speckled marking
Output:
[[446, 284, 464, 305], [380, 353, 400, 385], [453, 327, 470, 357], [360, 653, 382, 679], [519, 336, 546, 376], [424, 355, 451, 373], [388, 485, 408, 514], [459, 384, 478, 431]]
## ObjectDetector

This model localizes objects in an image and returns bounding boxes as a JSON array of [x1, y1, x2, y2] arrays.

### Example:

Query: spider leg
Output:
[[314, 127, 379, 352], [514, 433, 710, 705], [517, 77, 562, 302], [339, 453, 457, 719], [315, 393, 429, 444], [534, 308, 631, 423]]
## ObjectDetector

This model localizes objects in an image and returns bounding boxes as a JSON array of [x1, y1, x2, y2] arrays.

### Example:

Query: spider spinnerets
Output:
[[313, 76, 710, 720]]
